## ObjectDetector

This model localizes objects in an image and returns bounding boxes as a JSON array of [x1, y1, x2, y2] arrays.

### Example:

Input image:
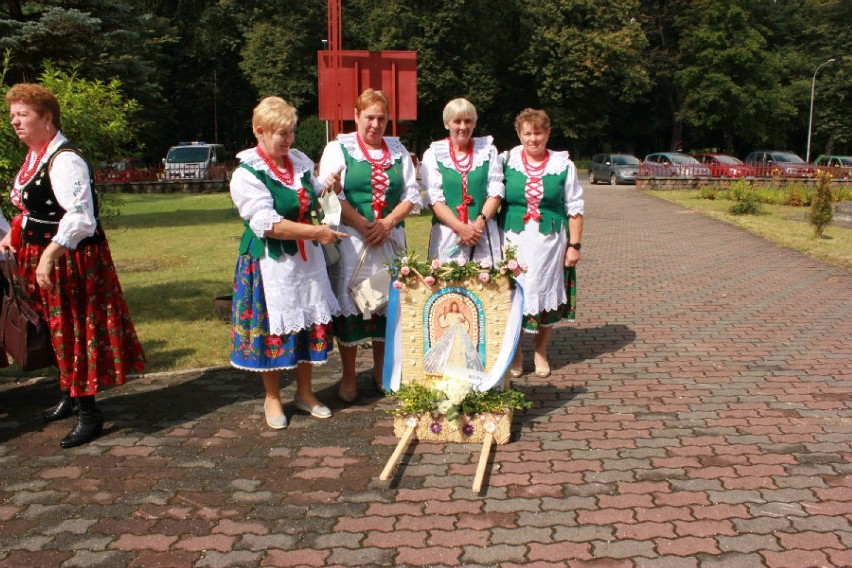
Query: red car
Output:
[[95, 158, 157, 183], [692, 153, 755, 178]]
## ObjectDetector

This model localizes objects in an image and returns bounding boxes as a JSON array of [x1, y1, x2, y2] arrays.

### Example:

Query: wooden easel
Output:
[[380, 426, 496, 492]]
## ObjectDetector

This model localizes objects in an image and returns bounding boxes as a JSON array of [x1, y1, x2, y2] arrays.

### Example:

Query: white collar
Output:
[[237, 147, 315, 189], [336, 132, 408, 162], [504, 145, 570, 176], [430, 136, 494, 171]]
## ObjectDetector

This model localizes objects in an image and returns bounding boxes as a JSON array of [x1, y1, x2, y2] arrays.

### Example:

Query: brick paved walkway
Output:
[[1, 183, 850, 567]]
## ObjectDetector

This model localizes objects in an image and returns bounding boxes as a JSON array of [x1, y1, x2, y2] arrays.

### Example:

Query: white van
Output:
[[162, 142, 228, 180]]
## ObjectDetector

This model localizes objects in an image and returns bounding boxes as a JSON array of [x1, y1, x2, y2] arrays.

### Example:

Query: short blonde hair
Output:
[[252, 97, 297, 136], [5, 83, 61, 129], [443, 98, 477, 125], [355, 88, 389, 115], [514, 108, 550, 133]]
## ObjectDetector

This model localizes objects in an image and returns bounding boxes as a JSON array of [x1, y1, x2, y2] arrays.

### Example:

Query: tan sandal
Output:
[[509, 350, 523, 377], [534, 353, 551, 378]]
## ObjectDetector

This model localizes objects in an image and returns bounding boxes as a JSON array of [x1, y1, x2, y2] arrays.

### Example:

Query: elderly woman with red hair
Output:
[[318, 88, 421, 403], [501, 108, 584, 378], [1, 83, 146, 448]]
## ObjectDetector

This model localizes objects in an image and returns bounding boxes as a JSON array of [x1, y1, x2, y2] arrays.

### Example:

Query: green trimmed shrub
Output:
[[809, 171, 833, 237]]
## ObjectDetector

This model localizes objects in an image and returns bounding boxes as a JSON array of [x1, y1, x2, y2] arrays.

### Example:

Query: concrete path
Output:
[[1, 182, 850, 567]]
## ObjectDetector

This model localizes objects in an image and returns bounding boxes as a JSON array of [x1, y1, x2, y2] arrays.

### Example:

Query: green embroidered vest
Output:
[[431, 160, 490, 226], [501, 165, 568, 236], [340, 144, 405, 225], [238, 164, 318, 259]]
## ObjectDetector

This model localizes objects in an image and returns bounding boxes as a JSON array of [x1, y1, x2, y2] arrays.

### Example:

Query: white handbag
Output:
[[348, 247, 391, 320]]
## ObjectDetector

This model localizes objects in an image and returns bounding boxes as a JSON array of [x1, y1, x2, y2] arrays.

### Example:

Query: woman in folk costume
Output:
[[230, 96, 346, 428], [318, 88, 421, 403], [1, 83, 146, 448], [420, 98, 504, 264], [500, 108, 584, 378]]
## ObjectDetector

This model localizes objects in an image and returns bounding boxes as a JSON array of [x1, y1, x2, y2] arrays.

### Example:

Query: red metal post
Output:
[[327, 0, 343, 139]]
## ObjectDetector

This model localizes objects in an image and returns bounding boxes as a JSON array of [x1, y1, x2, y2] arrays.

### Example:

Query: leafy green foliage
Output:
[[1, 60, 137, 220], [809, 170, 834, 236], [729, 190, 764, 215], [2, 0, 851, 162], [389, 381, 531, 417]]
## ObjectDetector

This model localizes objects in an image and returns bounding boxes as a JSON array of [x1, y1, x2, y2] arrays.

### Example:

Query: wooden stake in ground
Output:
[[472, 432, 494, 492], [380, 426, 415, 480]]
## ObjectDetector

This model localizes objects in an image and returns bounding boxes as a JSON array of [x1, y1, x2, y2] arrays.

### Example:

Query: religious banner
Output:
[[379, 249, 532, 491]]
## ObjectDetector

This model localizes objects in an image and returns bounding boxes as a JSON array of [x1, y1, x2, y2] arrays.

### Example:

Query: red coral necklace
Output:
[[16, 132, 58, 186], [256, 145, 294, 186]]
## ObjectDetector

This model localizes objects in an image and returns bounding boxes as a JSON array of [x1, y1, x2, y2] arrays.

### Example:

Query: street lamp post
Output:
[[806, 57, 835, 163]]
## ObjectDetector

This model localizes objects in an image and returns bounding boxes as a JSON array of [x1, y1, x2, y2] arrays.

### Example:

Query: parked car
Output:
[[743, 150, 814, 178], [812, 155, 852, 178], [94, 157, 156, 183], [162, 142, 231, 180], [691, 153, 755, 178], [640, 152, 711, 177], [588, 153, 641, 185]]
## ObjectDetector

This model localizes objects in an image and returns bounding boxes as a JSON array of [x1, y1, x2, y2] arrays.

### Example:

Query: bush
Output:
[[809, 171, 833, 237], [698, 185, 717, 200], [729, 191, 764, 215], [784, 182, 809, 206], [727, 179, 753, 202]]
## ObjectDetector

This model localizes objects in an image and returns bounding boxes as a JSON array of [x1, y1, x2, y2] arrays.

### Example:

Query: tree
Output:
[[1, 61, 138, 219], [674, 0, 785, 155], [522, 0, 651, 155]]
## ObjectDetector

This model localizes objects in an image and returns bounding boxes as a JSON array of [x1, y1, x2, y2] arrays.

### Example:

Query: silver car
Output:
[[588, 153, 641, 185]]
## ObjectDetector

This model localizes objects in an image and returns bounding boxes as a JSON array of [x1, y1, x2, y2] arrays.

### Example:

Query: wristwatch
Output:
[[568, 242, 582, 251], [478, 212, 487, 222]]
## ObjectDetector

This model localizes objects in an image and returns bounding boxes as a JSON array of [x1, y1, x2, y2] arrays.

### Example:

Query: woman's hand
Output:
[[321, 166, 344, 196], [456, 221, 482, 246], [0, 232, 15, 255], [363, 218, 393, 247], [314, 225, 348, 246], [36, 255, 56, 291], [564, 247, 581, 268]]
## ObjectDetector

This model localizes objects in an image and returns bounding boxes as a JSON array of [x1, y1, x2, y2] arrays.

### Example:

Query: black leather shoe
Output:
[[42, 393, 77, 422], [59, 396, 103, 448]]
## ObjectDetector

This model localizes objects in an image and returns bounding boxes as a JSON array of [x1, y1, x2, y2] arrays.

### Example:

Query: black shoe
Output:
[[59, 396, 103, 448], [42, 392, 77, 422]]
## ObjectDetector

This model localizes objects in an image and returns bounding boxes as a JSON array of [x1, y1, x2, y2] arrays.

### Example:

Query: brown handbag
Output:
[[0, 253, 56, 372]]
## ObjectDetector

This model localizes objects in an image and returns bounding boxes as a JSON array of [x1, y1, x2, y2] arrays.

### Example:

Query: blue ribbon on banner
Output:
[[382, 283, 401, 391]]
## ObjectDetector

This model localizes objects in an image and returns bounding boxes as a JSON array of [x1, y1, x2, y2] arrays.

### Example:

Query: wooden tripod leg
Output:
[[380, 426, 415, 481], [472, 432, 495, 492]]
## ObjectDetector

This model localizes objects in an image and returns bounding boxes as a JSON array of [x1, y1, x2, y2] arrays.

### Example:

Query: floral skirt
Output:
[[522, 266, 576, 333], [16, 241, 146, 397], [332, 314, 386, 346], [231, 254, 333, 370]]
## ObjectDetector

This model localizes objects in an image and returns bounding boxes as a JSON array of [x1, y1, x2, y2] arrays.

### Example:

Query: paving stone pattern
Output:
[[1, 183, 850, 567]]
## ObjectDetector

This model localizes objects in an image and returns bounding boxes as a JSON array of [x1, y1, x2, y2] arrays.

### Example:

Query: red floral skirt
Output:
[[16, 240, 146, 396]]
